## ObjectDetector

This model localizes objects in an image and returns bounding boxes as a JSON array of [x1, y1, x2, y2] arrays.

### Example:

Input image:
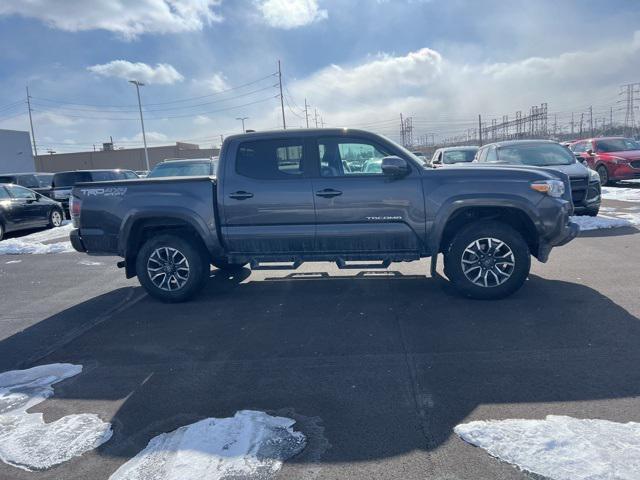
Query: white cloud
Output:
[[87, 61, 184, 85], [288, 31, 640, 141], [204, 72, 230, 92], [257, 0, 327, 29], [0, 0, 222, 39], [119, 131, 168, 144]]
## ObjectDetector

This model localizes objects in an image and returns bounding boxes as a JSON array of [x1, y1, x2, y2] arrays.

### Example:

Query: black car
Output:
[[51, 169, 138, 212], [0, 172, 55, 197], [0, 183, 65, 240], [147, 158, 218, 178], [474, 140, 601, 216]]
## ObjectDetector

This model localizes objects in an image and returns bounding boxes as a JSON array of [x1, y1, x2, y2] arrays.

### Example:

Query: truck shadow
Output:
[[1, 268, 640, 474]]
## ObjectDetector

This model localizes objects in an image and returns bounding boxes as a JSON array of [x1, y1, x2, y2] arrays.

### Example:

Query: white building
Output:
[[0, 129, 35, 174]]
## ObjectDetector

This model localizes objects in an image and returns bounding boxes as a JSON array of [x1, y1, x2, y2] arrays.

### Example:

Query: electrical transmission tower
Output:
[[620, 83, 640, 136]]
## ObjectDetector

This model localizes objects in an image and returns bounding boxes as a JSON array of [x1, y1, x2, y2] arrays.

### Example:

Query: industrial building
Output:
[[0, 129, 35, 174], [34, 142, 220, 173]]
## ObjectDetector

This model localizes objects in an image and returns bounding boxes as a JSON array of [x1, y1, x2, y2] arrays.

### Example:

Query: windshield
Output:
[[595, 138, 640, 153], [148, 162, 213, 178], [443, 150, 477, 164], [497, 144, 575, 166]]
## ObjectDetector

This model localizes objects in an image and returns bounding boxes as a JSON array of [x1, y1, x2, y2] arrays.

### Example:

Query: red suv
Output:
[[569, 137, 640, 185]]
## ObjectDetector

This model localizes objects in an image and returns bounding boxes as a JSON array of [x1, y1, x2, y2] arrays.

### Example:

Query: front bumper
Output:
[[610, 163, 640, 180], [70, 229, 86, 253]]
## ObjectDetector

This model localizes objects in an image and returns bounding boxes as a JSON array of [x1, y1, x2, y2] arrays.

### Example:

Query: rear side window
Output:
[[236, 139, 304, 179], [53, 172, 92, 188], [6, 185, 36, 199]]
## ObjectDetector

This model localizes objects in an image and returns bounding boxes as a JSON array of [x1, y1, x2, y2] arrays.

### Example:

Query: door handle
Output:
[[229, 191, 254, 200], [315, 188, 342, 198]]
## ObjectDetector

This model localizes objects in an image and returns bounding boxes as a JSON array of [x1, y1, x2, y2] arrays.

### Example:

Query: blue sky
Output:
[[0, 0, 639, 152]]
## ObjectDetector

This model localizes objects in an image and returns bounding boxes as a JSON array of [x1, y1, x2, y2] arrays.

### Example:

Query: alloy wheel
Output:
[[461, 237, 515, 288], [147, 247, 190, 291], [51, 210, 62, 227]]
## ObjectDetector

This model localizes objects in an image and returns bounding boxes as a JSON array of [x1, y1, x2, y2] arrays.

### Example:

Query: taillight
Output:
[[70, 195, 81, 227]]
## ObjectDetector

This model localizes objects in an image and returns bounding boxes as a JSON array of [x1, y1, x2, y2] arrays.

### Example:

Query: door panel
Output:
[[221, 138, 315, 253], [312, 136, 426, 253]]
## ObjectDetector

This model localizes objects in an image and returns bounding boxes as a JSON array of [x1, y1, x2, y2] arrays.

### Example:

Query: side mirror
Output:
[[381, 156, 410, 177], [586, 149, 595, 156]]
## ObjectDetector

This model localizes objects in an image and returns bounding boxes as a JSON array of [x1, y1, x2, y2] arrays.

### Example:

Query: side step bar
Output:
[[250, 260, 303, 270], [336, 258, 391, 270]]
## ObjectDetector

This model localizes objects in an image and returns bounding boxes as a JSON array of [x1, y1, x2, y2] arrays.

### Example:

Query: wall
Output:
[[0, 129, 35, 174], [35, 143, 220, 173]]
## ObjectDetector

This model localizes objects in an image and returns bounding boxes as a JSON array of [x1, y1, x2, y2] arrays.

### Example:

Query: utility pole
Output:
[[478, 114, 483, 146], [571, 112, 574, 136], [579, 113, 584, 136], [588, 106, 593, 137], [314, 108, 319, 128], [25, 85, 38, 157], [236, 116, 249, 132], [277, 60, 286, 129], [610, 106, 613, 131], [620, 83, 640, 136], [220, 134, 224, 147], [304, 98, 310, 128], [320, 117, 325, 128], [129, 80, 149, 171], [400, 113, 405, 146]]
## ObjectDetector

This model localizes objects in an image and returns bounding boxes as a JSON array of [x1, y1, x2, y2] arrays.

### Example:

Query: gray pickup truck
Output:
[[70, 129, 578, 302]]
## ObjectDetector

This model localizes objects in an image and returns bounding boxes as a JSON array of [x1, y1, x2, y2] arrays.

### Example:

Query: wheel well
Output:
[[125, 218, 209, 278], [439, 207, 539, 256]]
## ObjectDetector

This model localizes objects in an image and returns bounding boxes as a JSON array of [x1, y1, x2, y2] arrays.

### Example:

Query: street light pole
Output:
[[236, 116, 249, 132], [129, 80, 150, 171]]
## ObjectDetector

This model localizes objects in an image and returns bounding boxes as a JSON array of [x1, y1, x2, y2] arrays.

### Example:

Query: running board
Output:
[[250, 260, 302, 270], [336, 259, 391, 270]]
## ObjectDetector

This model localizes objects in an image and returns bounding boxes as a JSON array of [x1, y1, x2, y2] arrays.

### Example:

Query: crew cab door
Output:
[[220, 137, 315, 253], [311, 135, 426, 253]]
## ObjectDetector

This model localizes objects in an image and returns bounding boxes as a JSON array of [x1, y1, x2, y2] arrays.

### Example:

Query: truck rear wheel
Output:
[[443, 221, 530, 300], [136, 234, 209, 302]]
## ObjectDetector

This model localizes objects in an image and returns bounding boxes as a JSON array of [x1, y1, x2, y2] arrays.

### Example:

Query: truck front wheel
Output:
[[443, 221, 530, 299], [136, 234, 209, 302]]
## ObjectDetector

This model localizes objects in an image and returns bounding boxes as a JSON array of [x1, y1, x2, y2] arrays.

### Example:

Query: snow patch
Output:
[[0, 364, 112, 471], [78, 260, 103, 266], [109, 410, 305, 480], [455, 415, 640, 480], [17, 222, 73, 243], [5, 260, 21, 264], [601, 186, 640, 202], [570, 215, 632, 231], [0, 239, 74, 255]]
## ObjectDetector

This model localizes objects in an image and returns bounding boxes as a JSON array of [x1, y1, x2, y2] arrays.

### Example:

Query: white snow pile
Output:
[[0, 239, 74, 255], [0, 363, 113, 471], [570, 215, 632, 231], [18, 222, 73, 243], [602, 186, 640, 202], [109, 410, 305, 480], [455, 415, 640, 480]]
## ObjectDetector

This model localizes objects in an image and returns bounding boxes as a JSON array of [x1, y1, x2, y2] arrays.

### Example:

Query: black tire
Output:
[[135, 234, 209, 302], [443, 220, 530, 300], [211, 257, 248, 271], [597, 165, 610, 186], [585, 206, 600, 217], [48, 208, 64, 228]]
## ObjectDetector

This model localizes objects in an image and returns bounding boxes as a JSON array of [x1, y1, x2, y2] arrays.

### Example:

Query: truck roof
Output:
[[224, 128, 382, 142], [484, 139, 558, 148]]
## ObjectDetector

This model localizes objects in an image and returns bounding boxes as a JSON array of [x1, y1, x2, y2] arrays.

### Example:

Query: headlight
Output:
[[530, 180, 565, 197], [611, 156, 628, 165], [588, 168, 600, 183]]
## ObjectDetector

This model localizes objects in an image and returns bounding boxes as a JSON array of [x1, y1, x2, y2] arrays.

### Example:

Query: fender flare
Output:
[[118, 207, 221, 258], [429, 195, 542, 254]]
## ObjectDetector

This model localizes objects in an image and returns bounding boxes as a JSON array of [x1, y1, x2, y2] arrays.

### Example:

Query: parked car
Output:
[[0, 172, 55, 197], [51, 169, 138, 213], [0, 184, 65, 240], [429, 146, 479, 168], [411, 151, 428, 164], [147, 158, 217, 178], [70, 128, 577, 302], [474, 140, 601, 216], [569, 137, 640, 185]]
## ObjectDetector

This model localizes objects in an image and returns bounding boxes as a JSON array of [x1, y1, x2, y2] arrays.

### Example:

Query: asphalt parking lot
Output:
[[1, 200, 640, 479]]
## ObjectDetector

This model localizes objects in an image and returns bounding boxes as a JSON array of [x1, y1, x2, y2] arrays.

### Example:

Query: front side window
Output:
[[0, 187, 10, 200], [7, 185, 36, 200], [236, 139, 304, 179], [318, 138, 391, 176]]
